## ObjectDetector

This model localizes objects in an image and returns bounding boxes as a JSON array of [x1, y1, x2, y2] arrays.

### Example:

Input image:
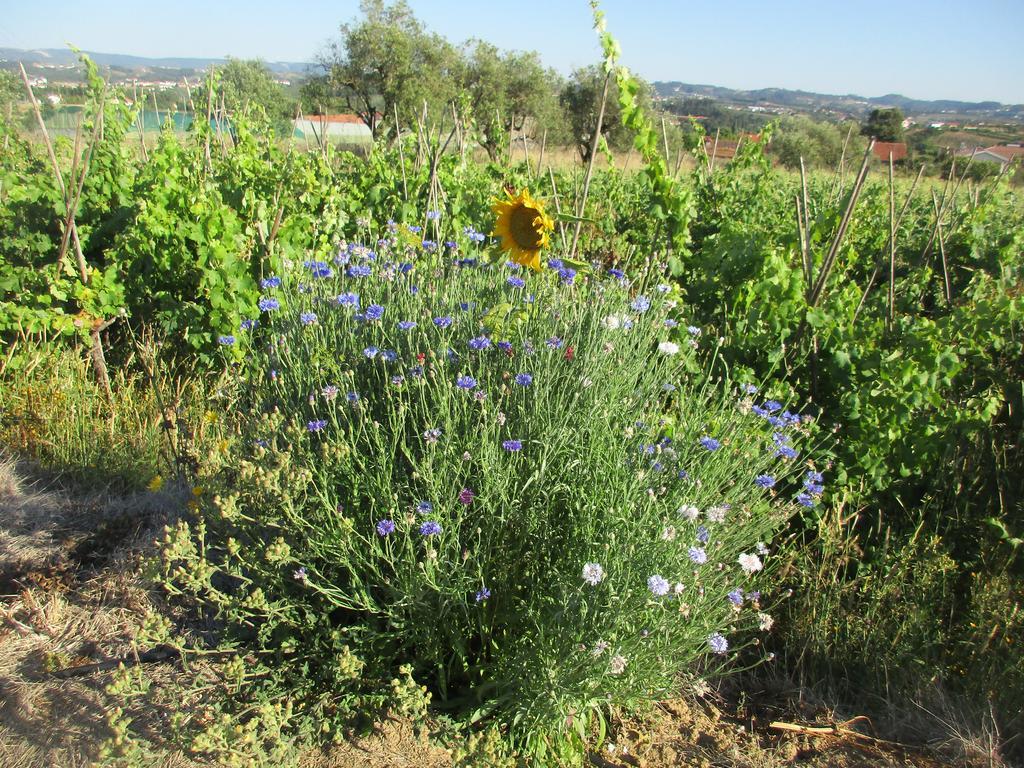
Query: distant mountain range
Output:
[[653, 81, 1024, 120], [0, 47, 311, 76]]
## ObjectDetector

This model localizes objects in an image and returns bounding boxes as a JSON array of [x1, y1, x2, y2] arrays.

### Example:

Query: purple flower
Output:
[[796, 492, 816, 507], [363, 346, 379, 359], [258, 296, 280, 312], [514, 373, 533, 386], [346, 391, 360, 403], [218, 335, 236, 345], [764, 400, 782, 413], [335, 292, 359, 308], [708, 632, 729, 655], [300, 312, 318, 326], [687, 325, 701, 337], [468, 336, 492, 351], [607, 268, 625, 280], [775, 445, 798, 460], [433, 316, 453, 328], [497, 341, 513, 353], [307, 419, 327, 432], [475, 587, 491, 603], [688, 546, 707, 565], [347, 264, 372, 278], [426, 210, 441, 220], [558, 267, 576, 285], [755, 474, 776, 489], [240, 319, 258, 331], [458, 488, 475, 505], [727, 588, 744, 607], [419, 521, 442, 536], [261, 276, 281, 289], [696, 525, 710, 544], [423, 427, 442, 444], [397, 320, 417, 331], [416, 501, 434, 514], [507, 276, 526, 288], [364, 304, 385, 321], [456, 375, 477, 390], [647, 575, 670, 596], [545, 336, 563, 349], [304, 260, 332, 278], [382, 349, 398, 362], [631, 295, 651, 313], [502, 439, 522, 452], [699, 436, 721, 452], [376, 519, 396, 536]]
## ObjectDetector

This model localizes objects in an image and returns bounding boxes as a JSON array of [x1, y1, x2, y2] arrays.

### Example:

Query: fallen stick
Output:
[[50, 645, 180, 679]]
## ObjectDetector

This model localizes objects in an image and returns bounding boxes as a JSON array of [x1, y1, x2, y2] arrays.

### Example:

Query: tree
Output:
[[310, 0, 460, 137], [216, 58, 291, 118], [0, 70, 20, 112], [560, 65, 649, 162], [461, 41, 563, 161], [771, 116, 866, 170], [861, 107, 905, 142]]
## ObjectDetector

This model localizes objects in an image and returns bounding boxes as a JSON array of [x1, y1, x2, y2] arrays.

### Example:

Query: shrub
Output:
[[144, 229, 821, 762]]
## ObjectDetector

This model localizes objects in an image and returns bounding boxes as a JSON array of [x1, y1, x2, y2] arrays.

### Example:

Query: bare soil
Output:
[[0, 459, 992, 768]]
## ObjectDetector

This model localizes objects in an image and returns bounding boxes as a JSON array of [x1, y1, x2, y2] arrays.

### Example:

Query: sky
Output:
[[2, 0, 1022, 103]]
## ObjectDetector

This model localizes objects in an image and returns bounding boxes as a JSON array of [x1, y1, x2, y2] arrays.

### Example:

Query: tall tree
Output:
[[309, 0, 459, 137], [560, 65, 649, 162], [861, 107, 905, 142], [215, 58, 291, 118]]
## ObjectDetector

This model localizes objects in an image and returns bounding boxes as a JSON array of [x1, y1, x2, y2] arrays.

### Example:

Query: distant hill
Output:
[[0, 47, 311, 76], [653, 81, 1024, 121]]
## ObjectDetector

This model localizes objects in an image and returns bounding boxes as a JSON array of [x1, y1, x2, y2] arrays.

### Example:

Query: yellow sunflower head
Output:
[[491, 188, 555, 271]]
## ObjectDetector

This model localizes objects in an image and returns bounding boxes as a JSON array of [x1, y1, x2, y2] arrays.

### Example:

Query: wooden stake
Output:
[[569, 69, 612, 260]]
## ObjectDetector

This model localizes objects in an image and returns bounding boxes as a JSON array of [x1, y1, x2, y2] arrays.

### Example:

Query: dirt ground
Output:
[[0, 459, 1003, 768]]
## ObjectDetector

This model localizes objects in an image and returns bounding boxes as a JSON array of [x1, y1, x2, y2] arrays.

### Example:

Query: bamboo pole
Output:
[[932, 190, 952, 304], [569, 69, 612, 260], [887, 154, 896, 326], [548, 167, 569, 253], [394, 103, 408, 202]]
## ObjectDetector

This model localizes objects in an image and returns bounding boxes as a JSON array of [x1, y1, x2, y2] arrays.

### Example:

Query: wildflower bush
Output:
[[146, 234, 822, 763]]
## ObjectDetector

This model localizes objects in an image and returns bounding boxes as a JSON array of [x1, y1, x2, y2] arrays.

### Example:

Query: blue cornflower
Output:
[[397, 320, 417, 331], [433, 316, 453, 328], [607, 268, 625, 280], [300, 312, 317, 326], [335, 292, 359, 308], [346, 391, 360, 403], [419, 521, 442, 536], [408, 224, 422, 233], [497, 341, 513, 353], [258, 296, 280, 312], [422, 240, 437, 251], [376, 519, 396, 537], [796, 492, 816, 507], [364, 304, 384, 321], [382, 349, 398, 362], [347, 264, 372, 278], [261, 276, 282, 289], [409, 365, 424, 378], [363, 346, 379, 359], [218, 335, 236, 345], [416, 501, 434, 514], [502, 439, 523, 452], [545, 336, 563, 349], [687, 325, 701, 336], [304, 260, 332, 278], [426, 210, 441, 220], [664, 318, 679, 328], [475, 587, 491, 603], [805, 480, 825, 495], [743, 383, 759, 394], [776, 446, 798, 459], [507, 276, 526, 288], [558, 267, 576, 285], [445, 240, 457, 249], [456, 375, 477, 390], [806, 470, 824, 484], [727, 588, 744, 607], [688, 546, 708, 564], [398, 262, 414, 274], [708, 632, 729, 655], [240, 319, 258, 331], [755, 474, 776, 489], [307, 419, 327, 432], [699, 436, 721, 451], [631, 295, 651, 313], [468, 336, 491, 351], [515, 373, 533, 386], [763, 400, 782, 413], [547, 258, 564, 269], [696, 525, 710, 544], [647, 574, 670, 596], [459, 302, 476, 311]]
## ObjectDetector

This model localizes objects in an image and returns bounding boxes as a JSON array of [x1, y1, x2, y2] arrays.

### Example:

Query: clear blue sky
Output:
[[2, 0, 1022, 103]]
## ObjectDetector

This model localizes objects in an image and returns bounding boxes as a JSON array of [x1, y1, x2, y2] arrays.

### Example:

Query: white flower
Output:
[[581, 377, 593, 388], [609, 654, 627, 675], [706, 505, 727, 524], [582, 562, 605, 586], [738, 553, 764, 574], [678, 504, 700, 521], [756, 541, 769, 556], [661, 526, 677, 541], [674, 582, 686, 594], [758, 612, 774, 631], [657, 341, 680, 355], [601, 315, 622, 330], [692, 678, 712, 697], [591, 639, 610, 657]]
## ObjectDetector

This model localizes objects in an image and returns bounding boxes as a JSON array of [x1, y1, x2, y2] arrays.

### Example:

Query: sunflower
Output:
[[491, 189, 555, 271]]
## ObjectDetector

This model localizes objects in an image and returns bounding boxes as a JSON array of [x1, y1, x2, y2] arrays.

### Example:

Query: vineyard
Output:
[[1, 10, 1022, 768]]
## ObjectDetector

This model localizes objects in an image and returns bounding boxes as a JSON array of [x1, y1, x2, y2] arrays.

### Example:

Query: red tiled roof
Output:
[[985, 145, 1024, 161], [307, 114, 366, 124], [872, 141, 907, 162]]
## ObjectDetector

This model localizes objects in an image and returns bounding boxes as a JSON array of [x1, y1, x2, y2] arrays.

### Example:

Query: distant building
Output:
[[703, 133, 762, 163], [293, 114, 373, 146], [872, 141, 907, 162], [970, 144, 1024, 169]]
